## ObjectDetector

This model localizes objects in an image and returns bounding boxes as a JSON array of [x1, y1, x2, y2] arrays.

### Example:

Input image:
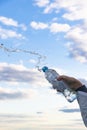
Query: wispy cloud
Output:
[[50, 22, 70, 33], [0, 88, 27, 100], [0, 87, 38, 100], [0, 16, 18, 27], [0, 113, 83, 130], [59, 108, 80, 113], [0, 16, 27, 39], [30, 21, 70, 33], [34, 0, 50, 7], [65, 25, 87, 63], [62, 0, 87, 21], [33, 0, 87, 63], [0, 26, 24, 39], [30, 21, 48, 30], [34, 0, 87, 19], [30, 20, 87, 63], [0, 16, 27, 30], [0, 62, 48, 86]]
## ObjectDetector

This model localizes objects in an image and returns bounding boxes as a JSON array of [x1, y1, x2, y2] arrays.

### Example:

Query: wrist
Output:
[[75, 85, 87, 93]]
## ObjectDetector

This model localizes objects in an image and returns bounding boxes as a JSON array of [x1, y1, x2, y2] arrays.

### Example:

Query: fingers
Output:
[[57, 75, 72, 88], [57, 75, 83, 90], [57, 75, 71, 81]]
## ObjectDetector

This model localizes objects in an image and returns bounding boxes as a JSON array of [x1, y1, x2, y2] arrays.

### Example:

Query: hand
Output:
[[57, 75, 83, 91]]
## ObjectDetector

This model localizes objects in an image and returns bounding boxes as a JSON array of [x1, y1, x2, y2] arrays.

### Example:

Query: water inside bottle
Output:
[[64, 89, 76, 102]]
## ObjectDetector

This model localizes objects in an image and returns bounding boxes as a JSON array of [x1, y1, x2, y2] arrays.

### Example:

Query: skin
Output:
[[57, 75, 83, 91]]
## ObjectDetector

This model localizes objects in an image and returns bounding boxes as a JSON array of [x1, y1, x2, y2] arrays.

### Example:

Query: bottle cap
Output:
[[42, 66, 48, 72]]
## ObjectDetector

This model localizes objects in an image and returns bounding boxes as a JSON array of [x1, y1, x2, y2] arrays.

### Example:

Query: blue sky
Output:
[[0, 0, 87, 130]]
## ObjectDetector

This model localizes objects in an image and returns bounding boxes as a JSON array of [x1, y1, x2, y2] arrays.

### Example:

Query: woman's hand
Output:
[[57, 75, 82, 91]]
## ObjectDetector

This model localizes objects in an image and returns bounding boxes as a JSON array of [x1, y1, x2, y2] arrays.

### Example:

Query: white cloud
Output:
[[50, 22, 71, 33], [0, 16, 27, 30], [0, 26, 24, 39], [35, 0, 87, 21], [30, 21, 48, 30], [34, 0, 50, 7], [0, 62, 28, 71], [65, 25, 87, 63], [66, 27, 87, 52], [0, 62, 48, 87], [33, 0, 87, 63], [62, 0, 87, 21], [44, 2, 59, 14], [0, 87, 38, 100], [0, 16, 18, 27], [30, 21, 70, 33], [75, 55, 87, 63], [0, 16, 26, 39], [66, 42, 87, 63]]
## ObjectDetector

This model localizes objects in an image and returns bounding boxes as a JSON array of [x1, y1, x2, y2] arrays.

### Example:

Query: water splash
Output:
[[0, 43, 46, 71]]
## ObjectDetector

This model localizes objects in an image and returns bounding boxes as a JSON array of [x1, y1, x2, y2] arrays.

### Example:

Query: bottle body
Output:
[[42, 67, 76, 103], [63, 89, 76, 102]]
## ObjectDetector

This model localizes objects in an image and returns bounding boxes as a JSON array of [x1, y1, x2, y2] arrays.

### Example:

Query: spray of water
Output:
[[0, 43, 46, 71]]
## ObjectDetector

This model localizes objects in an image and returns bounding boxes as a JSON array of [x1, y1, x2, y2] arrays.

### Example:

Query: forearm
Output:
[[76, 85, 87, 127]]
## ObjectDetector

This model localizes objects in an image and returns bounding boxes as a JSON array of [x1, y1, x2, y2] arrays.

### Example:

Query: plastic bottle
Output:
[[42, 66, 76, 103]]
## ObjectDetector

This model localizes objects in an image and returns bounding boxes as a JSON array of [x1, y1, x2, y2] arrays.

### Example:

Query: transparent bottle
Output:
[[42, 66, 76, 103]]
